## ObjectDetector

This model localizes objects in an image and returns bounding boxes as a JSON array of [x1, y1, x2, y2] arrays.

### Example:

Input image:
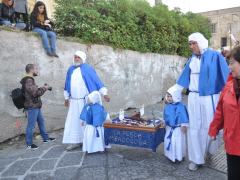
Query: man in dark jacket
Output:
[[21, 64, 55, 150]]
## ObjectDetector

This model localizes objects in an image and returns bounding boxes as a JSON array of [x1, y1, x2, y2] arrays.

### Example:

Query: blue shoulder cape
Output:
[[163, 102, 189, 127], [177, 49, 229, 96], [64, 64, 104, 96], [80, 103, 107, 127]]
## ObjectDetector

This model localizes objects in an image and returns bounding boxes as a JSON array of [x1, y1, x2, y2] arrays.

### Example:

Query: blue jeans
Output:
[[33, 27, 57, 54], [26, 108, 49, 146], [0, 20, 26, 30]]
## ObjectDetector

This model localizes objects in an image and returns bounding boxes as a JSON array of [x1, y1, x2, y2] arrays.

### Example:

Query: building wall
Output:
[[200, 7, 240, 50]]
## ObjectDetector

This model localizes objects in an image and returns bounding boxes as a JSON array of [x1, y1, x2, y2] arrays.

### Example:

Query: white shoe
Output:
[[66, 144, 81, 151], [188, 162, 199, 171]]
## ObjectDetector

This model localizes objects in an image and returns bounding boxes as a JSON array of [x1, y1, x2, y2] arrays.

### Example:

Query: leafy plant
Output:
[[54, 0, 211, 57]]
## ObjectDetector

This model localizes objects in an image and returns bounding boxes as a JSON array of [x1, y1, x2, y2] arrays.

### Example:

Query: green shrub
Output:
[[54, 0, 211, 57]]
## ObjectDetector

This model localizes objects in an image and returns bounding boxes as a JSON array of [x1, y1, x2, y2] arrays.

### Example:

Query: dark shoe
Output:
[[27, 144, 39, 150], [43, 138, 56, 143], [52, 53, 59, 58], [46, 52, 53, 57]]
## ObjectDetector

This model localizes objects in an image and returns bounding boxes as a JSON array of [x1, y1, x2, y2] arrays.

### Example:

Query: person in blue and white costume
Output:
[[167, 32, 229, 171], [81, 91, 110, 153], [164, 85, 189, 163], [63, 51, 110, 151]]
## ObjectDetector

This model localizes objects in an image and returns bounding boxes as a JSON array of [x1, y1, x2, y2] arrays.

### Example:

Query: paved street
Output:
[[0, 103, 227, 180]]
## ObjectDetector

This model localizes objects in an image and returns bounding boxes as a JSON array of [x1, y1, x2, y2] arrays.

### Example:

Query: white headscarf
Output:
[[74, 51, 87, 64], [188, 32, 208, 54], [87, 91, 102, 105], [167, 85, 182, 103]]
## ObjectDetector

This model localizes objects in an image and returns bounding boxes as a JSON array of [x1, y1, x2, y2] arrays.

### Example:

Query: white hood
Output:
[[188, 32, 208, 54], [74, 51, 87, 64], [167, 85, 182, 103], [88, 91, 102, 105]]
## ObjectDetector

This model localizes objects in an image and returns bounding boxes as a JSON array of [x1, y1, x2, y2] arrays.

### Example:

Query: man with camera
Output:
[[21, 64, 55, 150]]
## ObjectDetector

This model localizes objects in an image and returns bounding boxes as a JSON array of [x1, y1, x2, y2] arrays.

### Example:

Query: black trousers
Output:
[[227, 153, 240, 180]]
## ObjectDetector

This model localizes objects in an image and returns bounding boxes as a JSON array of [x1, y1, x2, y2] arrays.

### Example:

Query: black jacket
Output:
[[0, 3, 16, 23], [30, 13, 54, 31]]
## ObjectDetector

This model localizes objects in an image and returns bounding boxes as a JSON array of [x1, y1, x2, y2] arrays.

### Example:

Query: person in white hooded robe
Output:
[[81, 91, 110, 153], [167, 32, 229, 170], [63, 51, 110, 151], [164, 85, 189, 162]]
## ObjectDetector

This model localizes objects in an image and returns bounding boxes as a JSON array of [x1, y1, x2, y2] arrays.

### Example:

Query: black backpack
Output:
[[11, 88, 25, 109]]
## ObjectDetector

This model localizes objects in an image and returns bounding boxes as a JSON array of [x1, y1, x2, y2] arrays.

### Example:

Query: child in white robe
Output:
[[164, 85, 189, 162], [80, 91, 109, 153]]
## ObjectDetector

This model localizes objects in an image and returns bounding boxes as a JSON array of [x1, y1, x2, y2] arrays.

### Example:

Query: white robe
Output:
[[182, 56, 220, 164], [62, 68, 89, 144], [82, 125, 105, 153], [164, 126, 187, 162]]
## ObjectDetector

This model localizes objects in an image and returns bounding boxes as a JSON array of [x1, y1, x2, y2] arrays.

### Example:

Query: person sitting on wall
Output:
[[0, 0, 26, 30], [14, 0, 29, 31], [30, 1, 58, 57]]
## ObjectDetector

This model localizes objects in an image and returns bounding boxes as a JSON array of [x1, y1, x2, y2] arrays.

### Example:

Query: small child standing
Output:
[[80, 91, 109, 153], [163, 85, 189, 162]]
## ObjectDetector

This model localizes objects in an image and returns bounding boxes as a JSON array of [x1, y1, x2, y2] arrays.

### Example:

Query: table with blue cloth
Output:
[[104, 118, 165, 152]]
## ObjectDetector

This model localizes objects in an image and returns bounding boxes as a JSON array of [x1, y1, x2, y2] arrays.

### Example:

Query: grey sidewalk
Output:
[[0, 130, 227, 180], [0, 103, 227, 180]]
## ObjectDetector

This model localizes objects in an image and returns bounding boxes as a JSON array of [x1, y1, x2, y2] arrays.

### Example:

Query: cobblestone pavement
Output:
[[0, 103, 227, 180]]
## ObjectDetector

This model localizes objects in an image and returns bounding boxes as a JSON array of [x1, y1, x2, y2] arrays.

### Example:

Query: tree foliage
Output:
[[54, 0, 211, 57]]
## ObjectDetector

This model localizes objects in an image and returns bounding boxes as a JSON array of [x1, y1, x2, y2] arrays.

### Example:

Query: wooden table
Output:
[[104, 123, 165, 152]]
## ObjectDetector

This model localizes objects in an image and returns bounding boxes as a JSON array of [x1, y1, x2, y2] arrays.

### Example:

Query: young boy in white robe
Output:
[[80, 91, 109, 153], [164, 85, 189, 162]]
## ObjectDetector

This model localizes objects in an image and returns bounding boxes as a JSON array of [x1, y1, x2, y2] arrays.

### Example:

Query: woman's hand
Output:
[[44, 20, 50, 24], [210, 136, 216, 140]]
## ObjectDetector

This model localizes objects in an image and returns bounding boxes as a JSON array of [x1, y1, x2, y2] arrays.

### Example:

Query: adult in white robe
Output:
[[167, 32, 229, 170], [63, 51, 110, 151]]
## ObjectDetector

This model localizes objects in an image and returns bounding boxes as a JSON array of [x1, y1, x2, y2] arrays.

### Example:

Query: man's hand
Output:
[[44, 84, 50, 90], [181, 126, 187, 133], [104, 95, 110, 102], [64, 99, 69, 107]]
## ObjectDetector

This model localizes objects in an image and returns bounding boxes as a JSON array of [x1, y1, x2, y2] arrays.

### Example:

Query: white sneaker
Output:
[[66, 144, 81, 151], [188, 162, 199, 171]]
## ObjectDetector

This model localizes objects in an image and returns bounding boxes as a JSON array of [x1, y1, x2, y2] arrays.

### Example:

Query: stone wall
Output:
[[0, 30, 186, 142]]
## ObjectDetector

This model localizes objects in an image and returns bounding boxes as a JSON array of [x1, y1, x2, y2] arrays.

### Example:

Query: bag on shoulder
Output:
[[11, 88, 25, 109]]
